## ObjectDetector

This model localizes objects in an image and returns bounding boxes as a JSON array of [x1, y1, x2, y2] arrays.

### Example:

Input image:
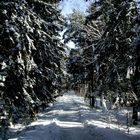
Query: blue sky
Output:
[[59, 0, 94, 48], [59, 0, 94, 16]]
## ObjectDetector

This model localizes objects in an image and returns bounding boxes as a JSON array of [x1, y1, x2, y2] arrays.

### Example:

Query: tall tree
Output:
[[64, 10, 101, 97], [85, 0, 138, 101], [132, 13, 140, 124], [64, 0, 140, 113], [0, 0, 65, 124]]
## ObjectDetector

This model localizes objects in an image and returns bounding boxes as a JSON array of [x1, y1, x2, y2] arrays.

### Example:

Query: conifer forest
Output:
[[0, 0, 140, 140]]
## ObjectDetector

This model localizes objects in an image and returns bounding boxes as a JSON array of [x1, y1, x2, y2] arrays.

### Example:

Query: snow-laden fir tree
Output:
[[132, 12, 140, 124], [90, 0, 139, 121], [64, 0, 140, 113], [64, 11, 87, 92], [63, 9, 102, 104], [0, 0, 65, 125], [86, 0, 134, 105]]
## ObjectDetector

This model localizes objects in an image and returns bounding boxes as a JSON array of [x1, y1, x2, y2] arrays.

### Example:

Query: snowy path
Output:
[[10, 91, 140, 140]]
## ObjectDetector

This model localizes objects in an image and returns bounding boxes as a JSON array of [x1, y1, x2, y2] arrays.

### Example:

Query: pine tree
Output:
[[132, 13, 140, 125], [64, 10, 101, 97], [86, 0, 138, 103], [64, 0, 139, 111], [64, 11, 87, 92], [0, 0, 65, 125]]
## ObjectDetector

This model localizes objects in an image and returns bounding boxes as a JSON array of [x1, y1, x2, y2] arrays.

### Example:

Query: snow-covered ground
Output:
[[8, 91, 140, 140]]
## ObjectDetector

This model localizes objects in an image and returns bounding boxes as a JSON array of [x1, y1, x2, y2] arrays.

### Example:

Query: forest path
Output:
[[10, 91, 140, 140]]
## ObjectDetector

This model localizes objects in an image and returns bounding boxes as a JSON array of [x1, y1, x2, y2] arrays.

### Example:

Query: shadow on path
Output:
[[8, 92, 140, 140]]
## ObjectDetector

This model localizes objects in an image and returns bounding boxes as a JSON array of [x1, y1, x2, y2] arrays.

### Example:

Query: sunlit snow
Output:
[[8, 91, 140, 140]]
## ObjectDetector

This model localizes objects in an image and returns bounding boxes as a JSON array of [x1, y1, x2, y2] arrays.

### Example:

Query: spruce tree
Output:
[[0, 0, 65, 125], [64, 0, 139, 111], [86, 0, 138, 103]]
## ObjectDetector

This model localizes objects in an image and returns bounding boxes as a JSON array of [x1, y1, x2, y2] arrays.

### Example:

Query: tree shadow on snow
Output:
[[7, 96, 140, 140]]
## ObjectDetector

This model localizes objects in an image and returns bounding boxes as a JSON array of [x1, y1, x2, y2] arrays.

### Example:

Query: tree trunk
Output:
[[89, 70, 95, 107], [132, 105, 138, 125], [132, 46, 140, 125], [90, 96, 95, 107]]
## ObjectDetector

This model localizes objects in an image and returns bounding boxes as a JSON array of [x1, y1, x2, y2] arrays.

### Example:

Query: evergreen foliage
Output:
[[0, 0, 65, 125], [64, 0, 140, 123]]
